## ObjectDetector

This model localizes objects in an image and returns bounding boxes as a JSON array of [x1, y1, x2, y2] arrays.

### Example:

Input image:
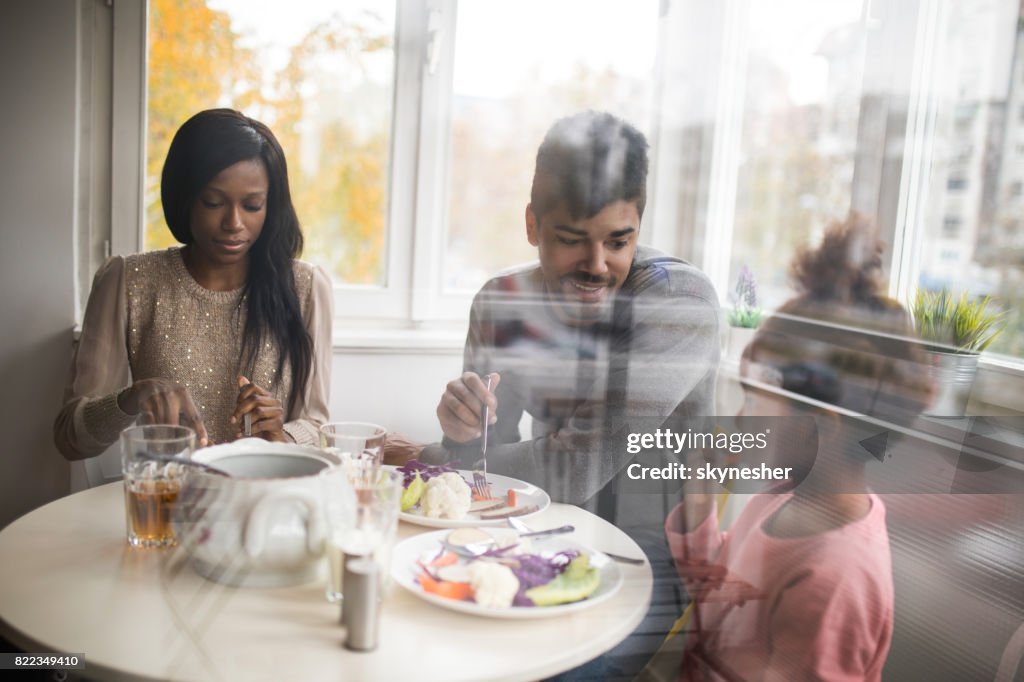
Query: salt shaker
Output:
[[342, 557, 380, 652]]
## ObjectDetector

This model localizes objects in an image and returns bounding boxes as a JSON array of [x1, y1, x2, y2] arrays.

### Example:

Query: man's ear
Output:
[[525, 204, 540, 247]]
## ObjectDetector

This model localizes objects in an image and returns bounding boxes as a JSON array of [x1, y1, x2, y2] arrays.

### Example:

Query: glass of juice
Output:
[[120, 424, 195, 548]]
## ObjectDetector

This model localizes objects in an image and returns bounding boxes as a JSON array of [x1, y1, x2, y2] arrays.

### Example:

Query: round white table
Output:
[[0, 483, 652, 682]]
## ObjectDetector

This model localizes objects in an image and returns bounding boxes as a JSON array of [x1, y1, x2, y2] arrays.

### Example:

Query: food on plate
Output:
[[467, 562, 519, 608], [396, 459, 536, 522], [422, 472, 472, 519], [468, 498, 505, 513], [479, 504, 540, 520], [445, 527, 492, 548], [524, 554, 600, 606], [419, 571, 473, 601], [414, 529, 600, 609], [397, 459, 458, 487], [400, 472, 425, 511]]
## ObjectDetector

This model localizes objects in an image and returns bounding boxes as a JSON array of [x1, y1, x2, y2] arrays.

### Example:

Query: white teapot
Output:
[[174, 438, 352, 588]]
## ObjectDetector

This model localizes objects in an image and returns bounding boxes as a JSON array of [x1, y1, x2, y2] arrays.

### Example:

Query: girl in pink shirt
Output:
[[667, 214, 932, 681]]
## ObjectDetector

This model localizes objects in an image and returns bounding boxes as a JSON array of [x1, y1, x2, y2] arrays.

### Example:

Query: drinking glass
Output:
[[320, 422, 387, 491], [120, 424, 195, 548], [320, 466, 401, 605], [320, 422, 386, 464]]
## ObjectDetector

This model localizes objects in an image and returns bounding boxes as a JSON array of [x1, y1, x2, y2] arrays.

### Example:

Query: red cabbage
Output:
[[504, 550, 580, 607], [397, 459, 460, 488]]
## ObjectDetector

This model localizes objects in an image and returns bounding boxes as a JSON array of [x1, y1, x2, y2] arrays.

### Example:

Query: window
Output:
[[411, 0, 662, 319], [441, 1, 659, 293], [144, 0, 400, 320], [727, 0, 866, 309], [652, 0, 1024, 362], [137, 0, 662, 324], [912, 0, 1024, 359], [100, 0, 1024, 361]]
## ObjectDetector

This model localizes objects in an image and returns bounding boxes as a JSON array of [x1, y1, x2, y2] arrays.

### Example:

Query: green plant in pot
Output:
[[727, 265, 763, 362], [911, 289, 1007, 417]]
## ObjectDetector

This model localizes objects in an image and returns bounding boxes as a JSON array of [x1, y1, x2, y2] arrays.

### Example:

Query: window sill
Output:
[[719, 347, 1024, 415], [72, 323, 467, 354], [331, 322, 465, 354]]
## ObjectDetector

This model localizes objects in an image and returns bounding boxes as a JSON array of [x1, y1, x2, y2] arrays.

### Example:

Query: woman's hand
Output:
[[231, 376, 288, 442], [436, 372, 500, 442], [382, 432, 425, 465], [118, 378, 209, 447]]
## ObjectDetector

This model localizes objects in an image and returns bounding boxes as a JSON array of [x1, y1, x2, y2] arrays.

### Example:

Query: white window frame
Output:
[[96, 0, 1024, 371], [104, 2, 452, 330], [104, 0, 673, 334]]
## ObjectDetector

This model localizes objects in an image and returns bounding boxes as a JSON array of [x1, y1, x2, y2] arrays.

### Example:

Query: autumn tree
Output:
[[146, 0, 261, 249], [270, 12, 392, 285]]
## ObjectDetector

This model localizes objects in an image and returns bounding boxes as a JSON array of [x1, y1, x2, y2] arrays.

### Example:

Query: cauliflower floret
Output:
[[422, 473, 472, 519], [468, 561, 520, 608]]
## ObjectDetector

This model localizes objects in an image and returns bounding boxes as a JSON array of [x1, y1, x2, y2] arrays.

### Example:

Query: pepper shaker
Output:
[[342, 557, 380, 652]]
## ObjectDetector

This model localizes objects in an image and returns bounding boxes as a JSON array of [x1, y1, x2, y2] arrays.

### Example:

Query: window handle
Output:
[[425, 7, 443, 75]]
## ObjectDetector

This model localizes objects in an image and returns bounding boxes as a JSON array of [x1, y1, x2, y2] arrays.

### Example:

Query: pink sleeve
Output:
[[664, 500, 728, 573], [761, 568, 893, 681]]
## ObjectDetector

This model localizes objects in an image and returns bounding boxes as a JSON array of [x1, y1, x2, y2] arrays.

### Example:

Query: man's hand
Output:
[[230, 376, 288, 442], [436, 372, 500, 443], [118, 378, 209, 447]]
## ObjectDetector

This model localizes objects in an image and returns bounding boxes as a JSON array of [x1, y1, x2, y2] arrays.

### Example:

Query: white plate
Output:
[[395, 469, 550, 528], [390, 530, 624, 619]]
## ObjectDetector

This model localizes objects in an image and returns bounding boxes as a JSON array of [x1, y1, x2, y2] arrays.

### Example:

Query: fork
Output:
[[471, 472, 493, 500], [471, 375, 495, 499], [506, 516, 647, 565]]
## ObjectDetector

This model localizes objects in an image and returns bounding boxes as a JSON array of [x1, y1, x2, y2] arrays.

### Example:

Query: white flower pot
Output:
[[726, 326, 758, 364], [924, 349, 979, 418]]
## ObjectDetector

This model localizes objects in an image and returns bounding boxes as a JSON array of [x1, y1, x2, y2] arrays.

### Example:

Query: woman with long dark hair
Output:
[[55, 108, 331, 458]]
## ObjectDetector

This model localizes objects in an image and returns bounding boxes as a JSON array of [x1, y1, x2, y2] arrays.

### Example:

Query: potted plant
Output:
[[726, 265, 763, 363], [911, 288, 1007, 417]]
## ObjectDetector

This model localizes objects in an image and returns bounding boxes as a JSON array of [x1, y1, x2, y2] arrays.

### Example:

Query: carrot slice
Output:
[[429, 551, 459, 568], [507, 489, 517, 507], [419, 571, 473, 601]]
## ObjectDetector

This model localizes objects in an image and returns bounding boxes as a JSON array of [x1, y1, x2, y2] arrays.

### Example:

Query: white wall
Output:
[[330, 349, 462, 444], [0, 0, 77, 527]]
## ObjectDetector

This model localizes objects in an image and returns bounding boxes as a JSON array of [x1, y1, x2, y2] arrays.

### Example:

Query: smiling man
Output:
[[426, 111, 720, 518], [419, 113, 720, 677]]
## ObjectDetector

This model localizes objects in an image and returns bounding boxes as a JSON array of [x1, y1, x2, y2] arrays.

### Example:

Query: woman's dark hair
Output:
[[161, 108, 312, 415]]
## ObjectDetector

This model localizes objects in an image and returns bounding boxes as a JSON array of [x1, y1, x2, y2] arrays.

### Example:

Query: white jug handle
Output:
[[243, 489, 325, 558]]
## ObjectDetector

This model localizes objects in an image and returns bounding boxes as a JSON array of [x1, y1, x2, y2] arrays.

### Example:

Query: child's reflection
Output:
[[666, 214, 933, 681]]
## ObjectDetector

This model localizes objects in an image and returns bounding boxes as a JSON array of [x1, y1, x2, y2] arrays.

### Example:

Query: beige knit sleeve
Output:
[[53, 256, 136, 460], [282, 264, 333, 445]]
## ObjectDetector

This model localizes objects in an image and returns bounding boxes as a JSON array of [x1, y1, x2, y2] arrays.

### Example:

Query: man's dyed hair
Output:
[[530, 111, 649, 220]]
